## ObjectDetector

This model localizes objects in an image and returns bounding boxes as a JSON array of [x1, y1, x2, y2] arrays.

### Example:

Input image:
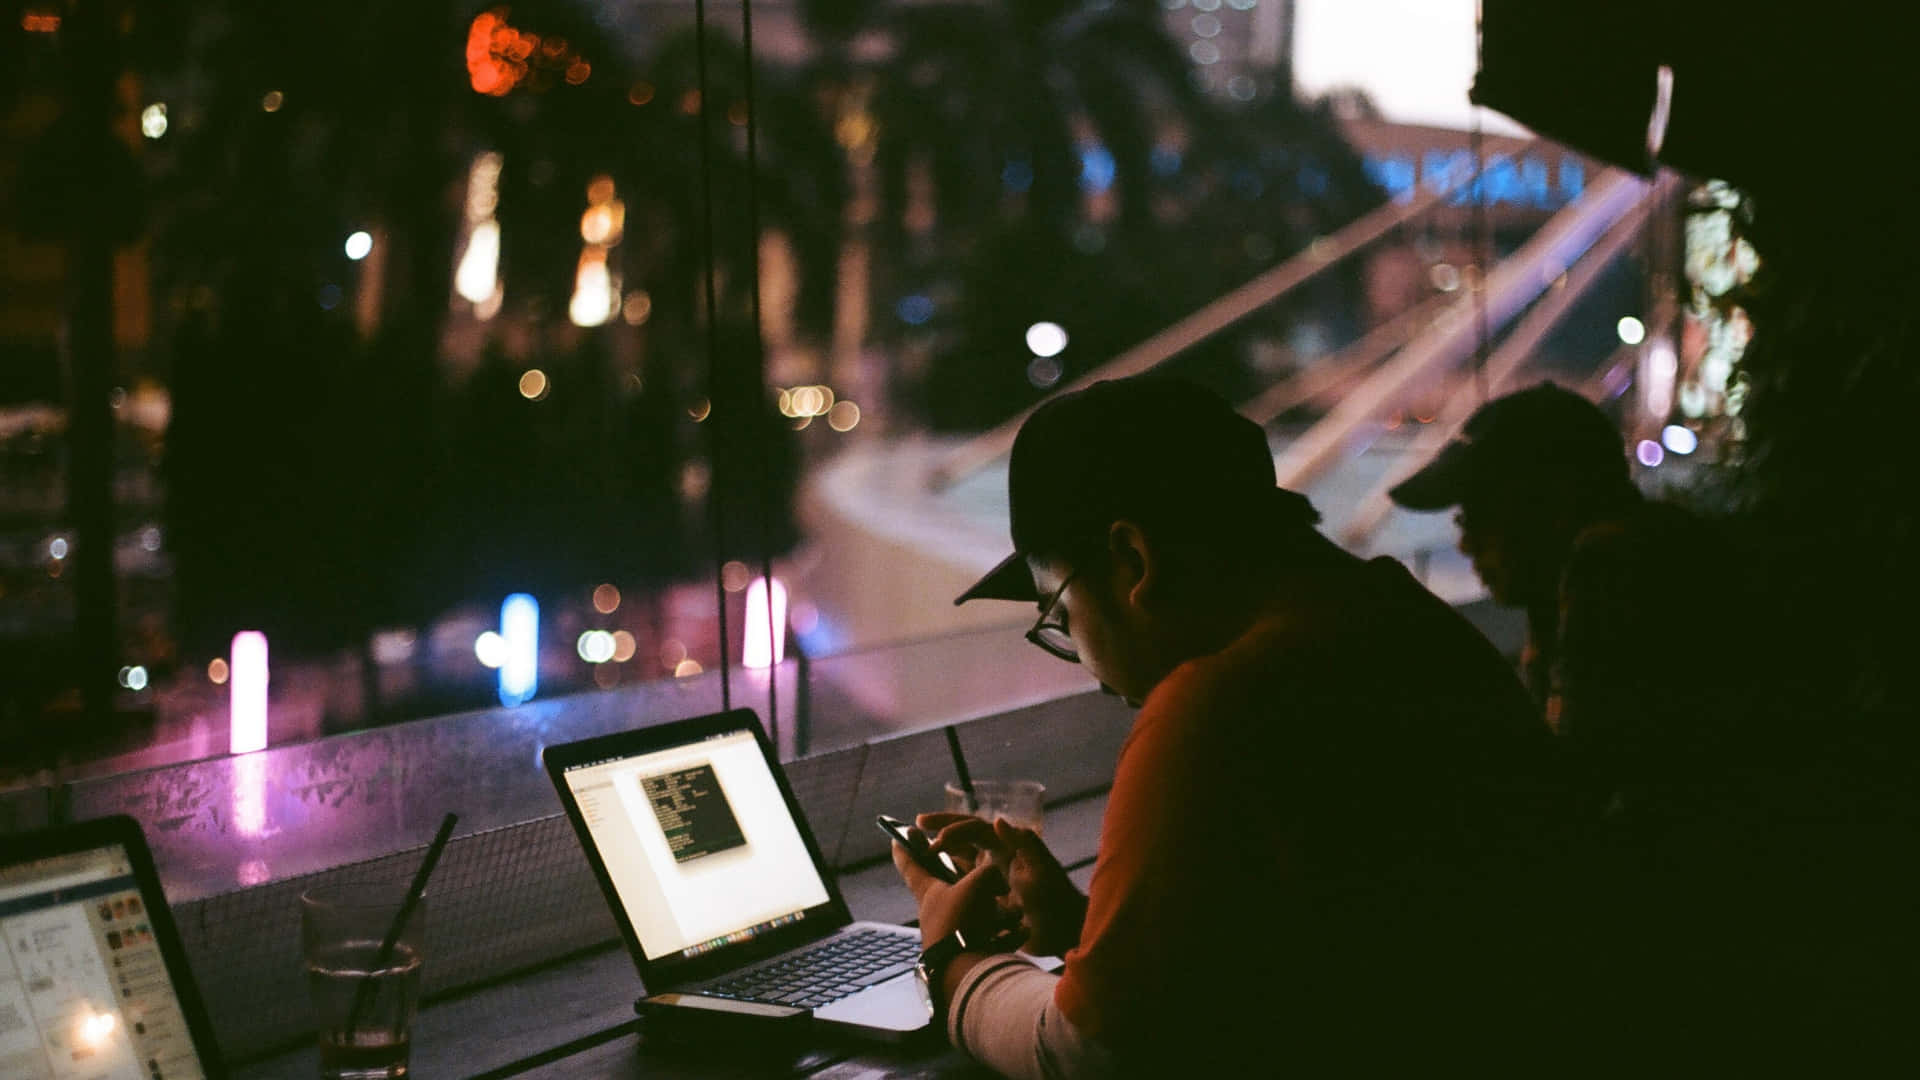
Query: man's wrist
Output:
[[916, 927, 1022, 1014]]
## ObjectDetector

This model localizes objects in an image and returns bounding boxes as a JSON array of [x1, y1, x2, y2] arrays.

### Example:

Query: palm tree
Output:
[[806, 0, 1384, 429]]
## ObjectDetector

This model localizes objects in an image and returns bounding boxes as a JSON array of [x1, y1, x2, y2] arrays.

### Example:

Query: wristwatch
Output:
[[914, 926, 1022, 1017]]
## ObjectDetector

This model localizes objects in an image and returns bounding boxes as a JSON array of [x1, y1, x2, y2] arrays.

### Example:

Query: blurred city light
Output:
[[119, 666, 148, 691], [1025, 321, 1068, 358], [474, 631, 507, 669], [499, 594, 539, 706], [208, 658, 229, 685], [21, 12, 60, 32], [344, 231, 373, 261], [721, 560, 751, 593], [743, 577, 789, 669], [569, 250, 615, 326], [230, 631, 269, 754], [1027, 357, 1064, 389], [593, 583, 621, 613], [622, 290, 652, 325], [1078, 145, 1116, 194], [1643, 339, 1678, 421], [827, 401, 861, 432], [455, 222, 501, 307], [1616, 315, 1646, 345], [611, 630, 637, 662], [457, 153, 503, 316], [577, 630, 616, 664], [48, 536, 67, 560], [140, 103, 167, 139], [1662, 424, 1699, 455], [674, 659, 703, 678], [261, 90, 284, 112], [1636, 439, 1665, 467], [661, 639, 687, 668], [518, 369, 549, 401], [371, 630, 416, 665], [896, 294, 934, 325]]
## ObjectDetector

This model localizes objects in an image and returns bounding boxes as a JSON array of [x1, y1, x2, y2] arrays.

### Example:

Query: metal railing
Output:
[[925, 142, 1541, 491]]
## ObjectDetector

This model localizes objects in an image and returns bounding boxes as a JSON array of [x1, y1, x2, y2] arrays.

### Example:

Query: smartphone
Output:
[[876, 814, 962, 883]]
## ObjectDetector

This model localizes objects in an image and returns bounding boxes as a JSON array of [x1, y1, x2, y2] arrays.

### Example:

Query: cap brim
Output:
[[1388, 440, 1476, 510], [954, 551, 1037, 605]]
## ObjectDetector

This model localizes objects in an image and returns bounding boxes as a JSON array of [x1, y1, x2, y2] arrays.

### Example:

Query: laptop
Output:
[[1, 814, 228, 1080], [543, 709, 932, 1040]]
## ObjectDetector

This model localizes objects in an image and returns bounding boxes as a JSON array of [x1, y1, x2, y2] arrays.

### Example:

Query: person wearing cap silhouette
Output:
[[1389, 381, 1738, 819], [891, 375, 1575, 1076]]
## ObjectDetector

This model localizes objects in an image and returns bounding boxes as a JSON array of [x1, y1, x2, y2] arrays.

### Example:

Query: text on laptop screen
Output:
[[562, 727, 832, 961], [0, 844, 208, 1080]]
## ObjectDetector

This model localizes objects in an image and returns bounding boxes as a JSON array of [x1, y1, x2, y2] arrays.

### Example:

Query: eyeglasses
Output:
[[1025, 569, 1079, 663]]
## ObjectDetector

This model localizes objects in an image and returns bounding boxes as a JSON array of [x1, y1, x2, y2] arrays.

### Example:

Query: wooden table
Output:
[[234, 795, 1105, 1079]]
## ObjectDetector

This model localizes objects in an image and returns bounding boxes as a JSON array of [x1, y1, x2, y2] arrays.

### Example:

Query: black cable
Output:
[[739, 0, 781, 753], [691, 0, 732, 710]]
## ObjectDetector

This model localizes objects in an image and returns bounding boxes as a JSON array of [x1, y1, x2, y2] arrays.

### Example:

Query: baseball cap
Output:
[[955, 375, 1321, 605], [1388, 381, 1629, 511]]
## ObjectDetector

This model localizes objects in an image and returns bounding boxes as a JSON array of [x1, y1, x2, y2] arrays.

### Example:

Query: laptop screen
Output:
[[1, 842, 210, 1080], [560, 725, 833, 964]]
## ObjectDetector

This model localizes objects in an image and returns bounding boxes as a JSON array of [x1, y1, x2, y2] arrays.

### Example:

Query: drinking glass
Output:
[[300, 884, 426, 1080]]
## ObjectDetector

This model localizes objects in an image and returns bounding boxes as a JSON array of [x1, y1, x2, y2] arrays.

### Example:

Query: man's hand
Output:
[[919, 813, 1088, 958], [891, 826, 1012, 949]]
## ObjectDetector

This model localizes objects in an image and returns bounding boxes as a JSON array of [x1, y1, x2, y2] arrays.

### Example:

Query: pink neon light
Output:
[[742, 577, 788, 669], [229, 631, 269, 754], [233, 751, 269, 838]]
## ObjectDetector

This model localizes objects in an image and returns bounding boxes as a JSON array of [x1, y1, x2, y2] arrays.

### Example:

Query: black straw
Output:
[[944, 726, 975, 804], [346, 812, 457, 1037]]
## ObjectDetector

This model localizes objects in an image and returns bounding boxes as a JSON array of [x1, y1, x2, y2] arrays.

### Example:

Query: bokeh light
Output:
[[827, 401, 861, 432], [1025, 321, 1069, 358], [518, 369, 549, 400], [208, 658, 230, 685], [474, 631, 507, 669], [611, 630, 637, 663], [344, 231, 373, 261], [1661, 424, 1699, 455], [1636, 439, 1665, 467], [660, 639, 687, 668], [1617, 316, 1646, 345], [576, 630, 616, 663], [721, 560, 751, 593], [140, 103, 167, 139], [592, 583, 621, 613]]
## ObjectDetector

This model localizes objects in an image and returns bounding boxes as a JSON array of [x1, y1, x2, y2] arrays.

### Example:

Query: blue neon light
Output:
[[499, 593, 539, 707]]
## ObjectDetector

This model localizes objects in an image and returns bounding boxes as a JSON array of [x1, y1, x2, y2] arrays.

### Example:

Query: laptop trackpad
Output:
[[813, 974, 931, 1032]]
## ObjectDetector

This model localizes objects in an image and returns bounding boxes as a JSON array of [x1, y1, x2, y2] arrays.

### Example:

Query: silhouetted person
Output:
[[893, 375, 1579, 1076], [1390, 382, 1750, 826]]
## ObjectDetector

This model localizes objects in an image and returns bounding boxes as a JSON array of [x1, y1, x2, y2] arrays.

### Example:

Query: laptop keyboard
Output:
[[703, 928, 921, 1009]]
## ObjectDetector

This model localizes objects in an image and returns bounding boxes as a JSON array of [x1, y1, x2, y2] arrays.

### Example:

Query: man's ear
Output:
[[1107, 520, 1154, 610]]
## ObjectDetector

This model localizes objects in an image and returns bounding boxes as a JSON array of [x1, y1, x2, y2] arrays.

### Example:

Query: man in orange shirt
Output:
[[893, 376, 1579, 1076]]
